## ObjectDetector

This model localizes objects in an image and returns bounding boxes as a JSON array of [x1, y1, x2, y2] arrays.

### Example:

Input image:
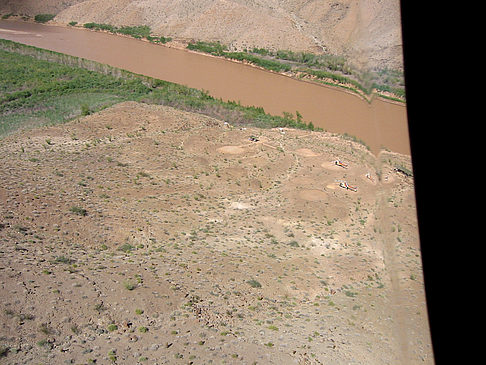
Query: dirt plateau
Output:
[[0, 101, 432, 364]]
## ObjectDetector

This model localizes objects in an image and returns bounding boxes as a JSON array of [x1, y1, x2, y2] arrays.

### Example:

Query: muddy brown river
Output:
[[0, 20, 410, 155]]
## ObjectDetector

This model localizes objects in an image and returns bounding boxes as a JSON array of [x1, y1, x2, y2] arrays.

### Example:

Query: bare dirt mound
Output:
[[0, 101, 432, 364]]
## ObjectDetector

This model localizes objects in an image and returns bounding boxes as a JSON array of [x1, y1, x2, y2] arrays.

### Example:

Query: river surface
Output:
[[0, 20, 410, 155]]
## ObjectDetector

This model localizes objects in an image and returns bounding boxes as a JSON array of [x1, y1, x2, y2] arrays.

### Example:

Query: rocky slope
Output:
[[0, 0, 403, 70], [0, 101, 432, 363]]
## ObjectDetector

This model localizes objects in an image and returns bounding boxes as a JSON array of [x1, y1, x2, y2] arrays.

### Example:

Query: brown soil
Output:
[[0, 101, 432, 364], [0, 0, 404, 70]]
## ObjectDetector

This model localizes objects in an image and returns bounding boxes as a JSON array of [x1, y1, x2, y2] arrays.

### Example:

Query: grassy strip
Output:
[[187, 41, 291, 73], [224, 52, 291, 73], [0, 39, 318, 138], [83, 22, 172, 43]]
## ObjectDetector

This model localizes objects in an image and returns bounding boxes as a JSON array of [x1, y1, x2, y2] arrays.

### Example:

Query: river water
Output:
[[0, 19, 410, 155]]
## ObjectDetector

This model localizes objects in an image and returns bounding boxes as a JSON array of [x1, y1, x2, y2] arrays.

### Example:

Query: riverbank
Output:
[[1, 15, 406, 104], [0, 18, 410, 155], [0, 41, 319, 139], [76, 23, 406, 103]]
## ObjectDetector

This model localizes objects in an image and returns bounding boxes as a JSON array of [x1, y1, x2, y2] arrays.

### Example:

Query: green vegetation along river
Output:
[[0, 19, 410, 155]]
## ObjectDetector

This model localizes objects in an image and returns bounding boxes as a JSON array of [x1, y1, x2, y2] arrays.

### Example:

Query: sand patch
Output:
[[183, 135, 208, 152], [295, 148, 321, 157], [0, 29, 32, 35], [230, 202, 254, 210], [223, 166, 247, 178], [288, 177, 315, 186], [217, 145, 245, 154], [298, 189, 327, 201]]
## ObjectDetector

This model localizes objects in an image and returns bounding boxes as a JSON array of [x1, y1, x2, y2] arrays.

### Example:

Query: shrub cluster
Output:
[[187, 41, 228, 56], [34, 14, 55, 23], [82, 23, 171, 43]]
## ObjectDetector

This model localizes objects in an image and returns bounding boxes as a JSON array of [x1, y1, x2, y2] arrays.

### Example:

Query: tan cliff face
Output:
[[0, 0, 404, 70]]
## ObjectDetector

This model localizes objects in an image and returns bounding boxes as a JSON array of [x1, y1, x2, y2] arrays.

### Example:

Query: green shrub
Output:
[[118, 243, 134, 253], [117, 25, 151, 39], [81, 103, 91, 116], [247, 279, 262, 288], [34, 14, 55, 23], [83, 22, 96, 29], [159, 36, 172, 44], [187, 41, 228, 56], [70, 206, 87, 216], [124, 281, 136, 290], [107, 324, 118, 332], [289, 240, 299, 247], [54, 255, 74, 264], [251, 47, 272, 56], [83, 22, 116, 32]]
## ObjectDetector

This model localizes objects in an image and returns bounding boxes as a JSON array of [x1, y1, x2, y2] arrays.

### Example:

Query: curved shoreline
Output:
[[7, 17, 405, 105], [0, 18, 410, 155]]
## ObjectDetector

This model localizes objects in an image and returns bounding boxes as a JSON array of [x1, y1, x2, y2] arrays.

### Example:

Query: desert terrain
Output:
[[0, 101, 432, 364], [0, 0, 403, 70]]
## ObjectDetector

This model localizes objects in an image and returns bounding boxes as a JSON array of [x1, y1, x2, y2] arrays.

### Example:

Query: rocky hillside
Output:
[[0, 0, 403, 70], [0, 101, 432, 363]]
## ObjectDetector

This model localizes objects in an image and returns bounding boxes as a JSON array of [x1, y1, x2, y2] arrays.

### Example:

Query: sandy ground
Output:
[[0, 101, 432, 364]]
